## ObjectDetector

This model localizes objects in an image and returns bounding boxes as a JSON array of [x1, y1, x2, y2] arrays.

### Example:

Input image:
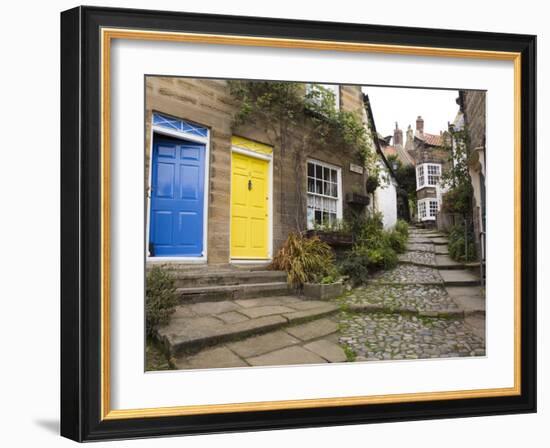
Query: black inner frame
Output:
[[60, 6, 536, 442]]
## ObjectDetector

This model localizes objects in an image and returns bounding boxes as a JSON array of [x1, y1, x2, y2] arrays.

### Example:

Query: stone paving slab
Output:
[[174, 346, 248, 370], [440, 270, 481, 286], [282, 304, 339, 324], [434, 245, 450, 254], [158, 296, 338, 355], [159, 315, 288, 355], [435, 254, 464, 269], [216, 311, 250, 324], [228, 330, 300, 358], [304, 340, 347, 363], [285, 318, 338, 341], [247, 346, 327, 366], [408, 237, 434, 244], [239, 305, 295, 319]]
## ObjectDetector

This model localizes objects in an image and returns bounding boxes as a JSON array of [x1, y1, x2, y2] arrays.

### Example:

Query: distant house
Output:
[[144, 79, 398, 265], [379, 123, 415, 167], [404, 116, 450, 225]]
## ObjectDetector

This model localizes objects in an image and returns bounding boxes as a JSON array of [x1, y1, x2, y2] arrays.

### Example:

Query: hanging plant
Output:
[[366, 174, 380, 194]]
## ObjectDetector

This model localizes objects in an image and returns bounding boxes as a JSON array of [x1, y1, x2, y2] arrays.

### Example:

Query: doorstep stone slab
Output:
[[285, 318, 338, 341], [174, 346, 248, 370], [304, 339, 347, 363], [216, 311, 250, 324], [234, 296, 301, 308], [238, 305, 295, 319], [246, 345, 327, 366], [228, 330, 300, 358], [160, 315, 288, 354], [189, 300, 239, 315], [283, 304, 339, 324]]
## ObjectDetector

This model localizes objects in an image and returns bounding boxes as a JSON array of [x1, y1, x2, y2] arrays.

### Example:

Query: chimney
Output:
[[393, 122, 403, 146], [416, 115, 424, 135]]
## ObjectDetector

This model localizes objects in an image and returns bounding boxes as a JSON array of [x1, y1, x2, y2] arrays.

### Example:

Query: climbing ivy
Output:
[[228, 80, 377, 230], [440, 128, 474, 216]]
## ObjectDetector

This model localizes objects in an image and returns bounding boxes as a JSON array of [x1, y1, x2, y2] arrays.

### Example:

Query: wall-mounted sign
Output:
[[349, 163, 364, 174]]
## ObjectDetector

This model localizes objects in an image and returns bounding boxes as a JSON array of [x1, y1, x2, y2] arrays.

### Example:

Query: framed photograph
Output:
[[60, 6, 536, 442]]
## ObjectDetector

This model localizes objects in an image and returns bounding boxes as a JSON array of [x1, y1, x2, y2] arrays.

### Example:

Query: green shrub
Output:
[[339, 247, 370, 286], [448, 224, 477, 262], [394, 219, 409, 238], [338, 212, 402, 284], [387, 229, 407, 254], [365, 245, 398, 270], [146, 266, 179, 337], [271, 232, 336, 287]]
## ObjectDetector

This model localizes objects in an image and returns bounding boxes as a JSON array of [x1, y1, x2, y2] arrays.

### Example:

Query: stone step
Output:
[[435, 254, 467, 270], [440, 270, 481, 287], [177, 282, 291, 303], [446, 286, 485, 317], [431, 238, 449, 245], [435, 245, 449, 255], [158, 300, 339, 355], [171, 270, 287, 288]]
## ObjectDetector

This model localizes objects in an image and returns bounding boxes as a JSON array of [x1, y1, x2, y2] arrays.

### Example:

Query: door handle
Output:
[[248, 179, 252, 190]]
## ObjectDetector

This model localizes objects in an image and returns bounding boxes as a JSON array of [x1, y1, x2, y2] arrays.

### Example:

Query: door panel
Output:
[[230, 152, 269, 259], [149, 135, 206, 257]]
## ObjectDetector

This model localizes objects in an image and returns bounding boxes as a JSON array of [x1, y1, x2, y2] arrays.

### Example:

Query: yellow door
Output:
[[231, 152, 269, 259]]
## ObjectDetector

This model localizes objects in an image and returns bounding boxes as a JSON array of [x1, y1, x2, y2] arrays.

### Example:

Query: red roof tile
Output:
[[418, 132, 444, 146]]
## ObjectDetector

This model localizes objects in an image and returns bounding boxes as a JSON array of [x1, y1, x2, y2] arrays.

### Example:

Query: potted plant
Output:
[[305, 222, 353, 247], [303, 267, 344, 300]]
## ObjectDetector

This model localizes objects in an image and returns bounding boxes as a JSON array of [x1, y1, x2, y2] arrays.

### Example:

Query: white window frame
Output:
[[305, 83, 340, 111], [306, 159, 343, 230], [416, 163, 442, 190], [417, 198, 439, 221]]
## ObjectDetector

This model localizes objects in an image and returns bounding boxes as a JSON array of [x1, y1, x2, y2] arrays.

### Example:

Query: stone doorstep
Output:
[[172, 270, 287, 288], [159, 303, 339, 356], [177, 281, 290, 304]]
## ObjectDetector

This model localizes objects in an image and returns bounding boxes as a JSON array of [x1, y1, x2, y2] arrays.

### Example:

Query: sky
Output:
[[362, 86, 460, 139]]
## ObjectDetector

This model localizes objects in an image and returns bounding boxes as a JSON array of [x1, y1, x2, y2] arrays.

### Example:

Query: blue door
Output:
[[149, 134, 206, 257]]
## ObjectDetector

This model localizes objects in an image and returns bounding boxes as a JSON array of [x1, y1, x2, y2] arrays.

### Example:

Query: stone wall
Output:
[[145, 78, 369, 264], [462, 90, 487, 257]]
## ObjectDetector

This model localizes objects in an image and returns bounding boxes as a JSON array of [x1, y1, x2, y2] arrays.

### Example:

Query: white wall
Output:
[[0, 1, 546, 447], [375, 165, 399, 229]]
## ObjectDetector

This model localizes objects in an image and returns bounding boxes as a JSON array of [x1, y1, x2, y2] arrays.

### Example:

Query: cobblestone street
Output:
[[337, 228, 486, 362]]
